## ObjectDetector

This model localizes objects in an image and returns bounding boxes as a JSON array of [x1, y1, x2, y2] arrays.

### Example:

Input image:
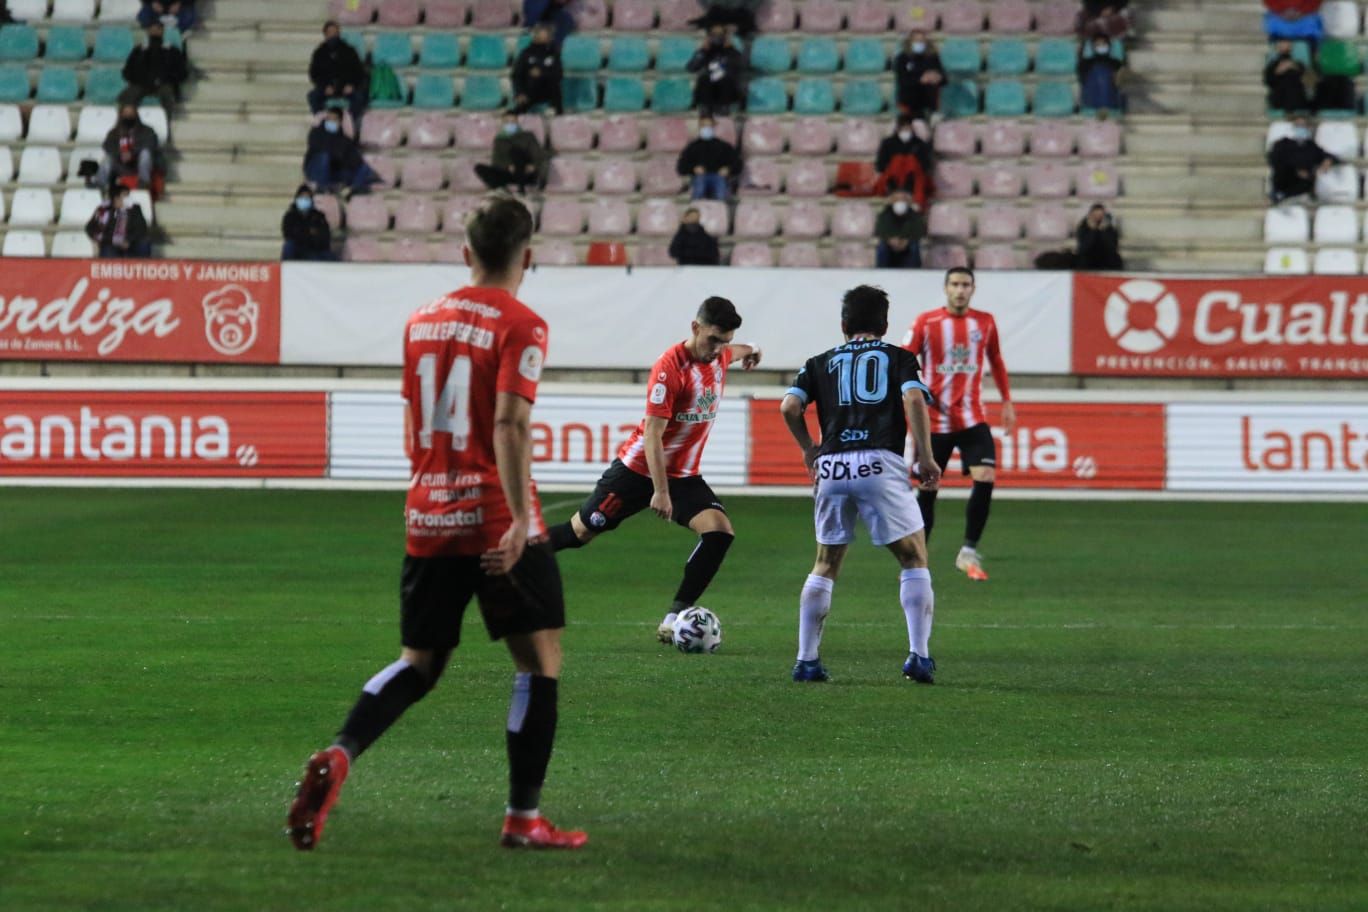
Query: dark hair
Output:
[[465, 194, 534, 275], [295, 183, 313, 198], [110, 183, 131, 199], [944, 266, 975, 284], [841, 285, 889, 336], [697, 296, 742, 331], [322, 19, 339, 32]]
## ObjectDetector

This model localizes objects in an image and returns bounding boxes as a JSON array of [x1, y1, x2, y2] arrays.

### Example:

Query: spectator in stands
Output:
[[688, 24, 745, 116], [688, 0, 763, 38], [120, 21, 188, 110], [475, 112, 548, 193], [893, 31, 945, 121], [1075, 204, 1123, 270], [308, 20, 367, 120], [512, 24, 564, 115], [86, 184, 152, 259], [1268, 115, 1338, 201], [304, 107, 380, 195], [98, 104, 159, 190], [676, 115, 740, 201], [281, 184, 336, 262], [1078, 37, 1125, 112], [0, 2, 17, 25], [1313, 52, 1356, 113], [522, 0, 575, 48], [138, 0, 196, 32], [874, 190, 925, 269], [1265, 40, 1312, 112], [668, 207, 721, 266], [874, 115, 932, 207], [1076, 3, 1131, 39]]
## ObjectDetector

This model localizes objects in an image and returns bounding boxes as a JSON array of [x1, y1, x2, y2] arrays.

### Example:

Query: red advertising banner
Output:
[[1073, 274, 1368, 378], [0, 259, 280, 363], [0, 391, 326, 477], [748, 400, 1166, 490]]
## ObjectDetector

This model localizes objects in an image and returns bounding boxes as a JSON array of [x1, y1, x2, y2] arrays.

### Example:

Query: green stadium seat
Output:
[[844, 38, 886, 74], [412, 73, 455, 108], [560, 35, 601, 72], [984, 79, 1027, 116], [465, 33, 506, 69], [0, 64, 29, 102], [1033, 80, 1076, 117], [92, 26, 134, 63], [986, 38, 1029, 75], [84, 67, 126, 104], [165, 26, 185, 50], [44, 26, 88, 62], [650, 77, 693, 113], [749, 36, 791, 74], [607, 36, 650, 72], [419, 34, 461, 68], [939, 80, 979, 117], [938, 37, 981, 76], [603, 76, 646, 110], [513, 34, 531, 57], [841, 80, 884, 114], [0, 24, 38, 62], [655, 36, 696, 73], [746, 77, 788, 113], [36, 66, 80, 103], [796, 37, 839, 74], [1034, 38, 1078, 75], [561, 75, 597, 112], [372, 33, 414, 68], [1318, 39, 1361, 77], [341, 30, 366, 60], [459, 75, 504, 110], [793, 78, 835, 114]]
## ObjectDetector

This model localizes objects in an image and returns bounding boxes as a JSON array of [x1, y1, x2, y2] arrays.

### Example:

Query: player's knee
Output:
[[400, 648, 448, 690], [972, 467, 996, 483]]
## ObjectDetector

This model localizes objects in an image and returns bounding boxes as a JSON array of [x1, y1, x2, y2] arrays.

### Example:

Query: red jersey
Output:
[[401, 286, 549, 557], [618, 342, 733, 479], [902, 307, 1012, 433]]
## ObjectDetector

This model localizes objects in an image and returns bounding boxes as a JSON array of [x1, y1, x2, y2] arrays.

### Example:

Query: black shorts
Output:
[[930, 422, 997, 477], [576, 459, 725, 533], [400, 541, 565, 651]]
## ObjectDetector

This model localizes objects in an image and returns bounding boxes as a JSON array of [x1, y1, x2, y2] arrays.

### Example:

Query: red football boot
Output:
[[500, 814, 589, 849], [287, 746, 350, 851]]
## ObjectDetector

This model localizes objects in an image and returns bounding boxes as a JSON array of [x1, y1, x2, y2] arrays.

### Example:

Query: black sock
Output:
[[965, 481, 994, 548], [672, 531, 733, 607], [506, 673, 558, 812], [548, 521, 585, 552], [335, 660, 433, 759], [917, 490, 938, 543]]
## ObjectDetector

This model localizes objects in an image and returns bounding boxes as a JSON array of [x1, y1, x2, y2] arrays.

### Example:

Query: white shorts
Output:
[[813, 449, 925, 547]]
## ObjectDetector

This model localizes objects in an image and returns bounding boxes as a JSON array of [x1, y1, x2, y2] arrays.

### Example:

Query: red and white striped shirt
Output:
[[618, 342, 733, 478], [902, 307, 1012, 433]]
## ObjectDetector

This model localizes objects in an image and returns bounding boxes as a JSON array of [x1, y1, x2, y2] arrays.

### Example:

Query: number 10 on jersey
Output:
[[828, 350, 889, 405], [416, 353, 472, 451]]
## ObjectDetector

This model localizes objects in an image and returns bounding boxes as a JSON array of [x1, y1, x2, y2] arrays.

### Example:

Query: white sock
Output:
[[797, 574, 834, 661], [506, 806, 539, 819], [900, 567, 934, 657]]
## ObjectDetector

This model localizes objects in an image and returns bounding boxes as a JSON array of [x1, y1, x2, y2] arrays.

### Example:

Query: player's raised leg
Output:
[[794, 543, 845, 682], [887, 532, 936, 684]]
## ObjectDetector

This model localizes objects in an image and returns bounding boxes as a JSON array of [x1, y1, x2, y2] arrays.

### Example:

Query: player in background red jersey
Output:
[[902, 267, 1016, 581], [548, 297, 762, 643], [288, 196, 586, 852]]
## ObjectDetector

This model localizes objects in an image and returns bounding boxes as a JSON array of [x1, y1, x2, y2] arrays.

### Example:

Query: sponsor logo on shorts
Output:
[[817, 457, 885, 480], [589, 511, 607, 528]]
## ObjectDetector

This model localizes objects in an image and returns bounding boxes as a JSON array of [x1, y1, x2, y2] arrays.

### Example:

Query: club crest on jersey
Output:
[[938, 344, 978, 374], [969, 330, 983, 345]]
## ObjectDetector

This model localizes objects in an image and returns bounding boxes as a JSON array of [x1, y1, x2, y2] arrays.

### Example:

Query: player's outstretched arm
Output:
[[779, 394, 820, 477], [483, 392, 533, 575], [727, 343, 763, 370], [904, 391, 940, 492]]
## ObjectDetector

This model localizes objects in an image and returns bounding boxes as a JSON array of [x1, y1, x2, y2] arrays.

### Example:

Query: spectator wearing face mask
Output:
[[512, 24, 564, 114], [1267, 115, 1338, 202], [874, 115, 931, 207], [676, 115, 740, 201], [522, 0, 575, 48], [304, 107, 380, 194], [474, 112, 548, 193], [120, 21, 188, 110], [86, 184, 152, 258], [668, 207, 721, 266], [1265, 39, 1312, 112], [308, 20, 367, 119], [1075, 203, 1123, 270], [874, 190, 925, 269], [281, 184, 336, 262], [893, 31, 945, 121], [688, 25, 744, 116], [99, 104, 159, 190], [138, 0, 196, 31], [1078, 38, 1125, 112], [1076, 2, 1131, 40]]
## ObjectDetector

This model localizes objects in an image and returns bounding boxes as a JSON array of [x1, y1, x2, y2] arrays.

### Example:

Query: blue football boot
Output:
[[902, 653, 936, 684], [792, 658, 831, 682]]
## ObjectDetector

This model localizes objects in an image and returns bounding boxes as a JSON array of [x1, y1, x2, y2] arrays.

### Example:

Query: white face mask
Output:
[[911, 41, 926, 53], [503, 123, 518, 135], [1094, 43, 1109, 54], [897, 129, 913, 142], [699, 126, 716, 140], [892, 201, 910, 216]]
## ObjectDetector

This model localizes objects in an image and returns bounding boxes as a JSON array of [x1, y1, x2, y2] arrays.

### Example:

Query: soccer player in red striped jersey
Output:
[[288, 196, 586, 852], [902, 267, 1017, 581], [548, 297, 762, 643]]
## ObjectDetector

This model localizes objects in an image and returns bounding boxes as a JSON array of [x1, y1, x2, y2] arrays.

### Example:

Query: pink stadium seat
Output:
[[895, 1, 941, 31], [343, 237, 387, 262], [848, 0, 892, 32], [454, 113, 498, 151], [442, 196, 482, 235], [786, 159, 829, 197], [549, 115, 595, 152], [1026, 162, 1072, 199], [694, 200, 729, 237], [401, 157, 446, 192], [646, 118, 690, 154], [346, 196, 391, 233], [756, 0, 797, 31], [974, 245, 1022, 270], [799, 0, 844, 32], [641, 157, 684, 195], [394, 195, 440, 233], [1076, 162, 1120, 199], [1029, 122, 1075, 158], [516, 114, 547, 145], [360, 111, 403, 149], [979, 164, 1023, 198], [788, 118, 834, 156], [980, 120, 1025, 157], [927, 202, 971, 239], [1026, 203, 1070, 241], [1079, 120, 1122, 158], [329, 0, 377, 25], [938, 0, 985, 33], [389, 238, 434, 263], [657, 0, 699, 29], [636, 244, 675, 266], [933, 120, 976, 158], [432, 238, 465, 262], [540, 200, 585, 235], [588, 198, 632, 234], [833, 241, 875, 268], [378, 0, 421, 26], [423, 0, 469, 27], [744, 118, 788, 156], [315, 194, 343, 231], [782, 201, 827, 238], [535, 239, 579, 266], [448, 159, 488, 192], [408, 113, 453, 149], [593, 159, 638, 194], [779, 242, 823, 267], [925, 243, 969, 269], [708, 117, 737, 147], [742, 158, 783, 195], [469, 0, 514, 27], [987, 0, 1031, 31], [730, 242, 776, 267], [835, 119, 882, 156], [933, 161, 976, 199], [636, 199, 681, 236], [734, 200, 780, 237], [598, 115, 643, 152], [366, 154, 398, 188], [613, 0, 657, 30], [573, 0, 609, 29], [976, 204, 1023, 241], [1034, 0, 1079, 35], [831, 201, 876, 238], [545, 157, 591, 194]]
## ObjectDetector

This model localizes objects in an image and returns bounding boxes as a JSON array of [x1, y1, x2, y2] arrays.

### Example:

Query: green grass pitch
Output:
[[1, 489, 1365, 911]]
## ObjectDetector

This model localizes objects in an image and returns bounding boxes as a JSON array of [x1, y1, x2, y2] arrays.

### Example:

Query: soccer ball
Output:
[[671, 607, 722, 654]]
